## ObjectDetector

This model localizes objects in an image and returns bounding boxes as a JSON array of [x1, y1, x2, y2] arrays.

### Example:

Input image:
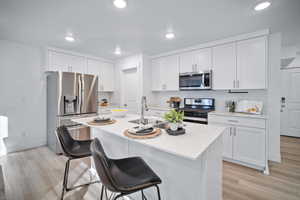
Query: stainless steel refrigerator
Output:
[[47, 72, 98, 153]]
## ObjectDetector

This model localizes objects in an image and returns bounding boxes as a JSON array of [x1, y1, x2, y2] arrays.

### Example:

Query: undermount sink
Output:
[[128, 118, 167, 129]]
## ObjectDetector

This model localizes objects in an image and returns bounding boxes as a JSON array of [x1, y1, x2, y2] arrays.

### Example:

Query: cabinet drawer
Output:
[[208, 115, 266, 129]]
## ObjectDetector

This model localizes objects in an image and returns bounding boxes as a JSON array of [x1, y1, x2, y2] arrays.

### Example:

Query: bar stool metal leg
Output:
[[61, 159, 71, 200], [100, 185, 104, 200], [61, 158, 100, 199], [155, 185, 161, 200], [141, 190, 148, 200]]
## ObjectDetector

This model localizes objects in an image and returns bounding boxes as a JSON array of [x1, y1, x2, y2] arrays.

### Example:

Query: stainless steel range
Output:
[[180, 98, 215, 124]]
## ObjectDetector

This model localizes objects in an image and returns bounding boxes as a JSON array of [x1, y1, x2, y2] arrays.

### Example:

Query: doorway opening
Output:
[[122, 68, 139, 114], [280, 68, 300, 137]]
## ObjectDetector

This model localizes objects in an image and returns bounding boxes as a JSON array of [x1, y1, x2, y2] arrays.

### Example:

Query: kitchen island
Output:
[[73, 114, 225, 200]]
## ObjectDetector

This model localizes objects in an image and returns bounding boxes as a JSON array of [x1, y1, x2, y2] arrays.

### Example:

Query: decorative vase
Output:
[[170, 123, 178, 131]]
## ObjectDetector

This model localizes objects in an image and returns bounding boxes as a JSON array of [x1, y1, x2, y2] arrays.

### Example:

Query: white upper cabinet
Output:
[[212, 43, 236, 90], [87, 58, 101, 76], [194, 48, 212, 72], [48, 51, 86, 73], [48, 51, 68, 72], [101, 62, 114, 92], [151, 55, 179, 91], [179, 48, 212, 73], [151, 59, 163, 91], [70, 55, 86, 73], [179, 51, 194, 73], [212, 36, 267, 90], [87, 58, 114, 92], [236, 37, 267, 89]]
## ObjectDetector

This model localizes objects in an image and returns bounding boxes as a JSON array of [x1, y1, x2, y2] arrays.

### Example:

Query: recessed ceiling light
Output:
[[65, 35, 75, 42], [113, 0, 127, 9], [114, 46, 122, 55], [254, 1, 271, 11], [165, 32, 175, 40]]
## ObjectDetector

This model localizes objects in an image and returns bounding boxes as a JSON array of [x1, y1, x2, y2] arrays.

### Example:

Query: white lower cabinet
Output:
[[222, 127, 233, 158], [233, 126, 266, 167], [208, 114, 267, 172]]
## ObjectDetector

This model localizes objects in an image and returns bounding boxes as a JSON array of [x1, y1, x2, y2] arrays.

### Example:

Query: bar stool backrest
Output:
[[56, 126, 77, 157], [91, 138, 119, 192]]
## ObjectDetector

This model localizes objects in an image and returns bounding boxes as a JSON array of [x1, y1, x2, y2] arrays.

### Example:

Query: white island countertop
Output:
[[73, 114, 225, 160]]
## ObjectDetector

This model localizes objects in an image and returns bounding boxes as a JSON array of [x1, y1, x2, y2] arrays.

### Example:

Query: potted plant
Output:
[[164, 109, 184, 131]]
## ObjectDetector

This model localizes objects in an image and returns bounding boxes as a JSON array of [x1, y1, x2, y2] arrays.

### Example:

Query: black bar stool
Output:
[[90, 138, 162, 200], [56, 126, 99, 200]]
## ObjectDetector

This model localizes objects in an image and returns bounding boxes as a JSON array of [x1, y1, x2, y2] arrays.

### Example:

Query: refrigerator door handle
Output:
[[78, 74, 83, 114]]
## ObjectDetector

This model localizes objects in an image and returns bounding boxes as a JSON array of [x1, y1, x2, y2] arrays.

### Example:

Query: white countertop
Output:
[[209, 111, 267, 119], [73, 114, 225, 160]]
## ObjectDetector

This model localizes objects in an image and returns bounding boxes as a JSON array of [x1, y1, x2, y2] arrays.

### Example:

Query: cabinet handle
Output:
[[236, 80, 240, 88], [233, 80, 236, 88], [234, 127, 237, 136], [229, 127, 232, 136]]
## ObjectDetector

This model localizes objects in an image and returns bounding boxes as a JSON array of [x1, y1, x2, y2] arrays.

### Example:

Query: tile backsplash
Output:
[[150, 90, 268, 114]]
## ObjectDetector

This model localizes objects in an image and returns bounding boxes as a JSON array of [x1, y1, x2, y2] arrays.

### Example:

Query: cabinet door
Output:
[[69, 55, 87, 74], [161, 55, 179, 91], [233, 126, 266, 167], [100, 62, 114, 92], [179, 51, 195, 73], [207, 121, 233, 159], [212, 43, 236, 90], [48, 51, 69, 72], [87, 59, 101, 91], [194, 48, 212, 72], [236, 37, 267, 89], [151, 59, 163, 91], [223, 127, 233, 159], [48, 51, 86, 73], [87, 59, 101, 76]]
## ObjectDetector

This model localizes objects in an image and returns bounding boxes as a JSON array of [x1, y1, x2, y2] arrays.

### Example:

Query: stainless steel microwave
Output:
[[179, 70, 212, 90]]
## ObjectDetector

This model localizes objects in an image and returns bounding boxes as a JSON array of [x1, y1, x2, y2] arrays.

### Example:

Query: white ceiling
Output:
[[0, 0, 299, 60]]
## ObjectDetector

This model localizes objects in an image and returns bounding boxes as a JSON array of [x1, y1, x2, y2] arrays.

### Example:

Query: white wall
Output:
[[0, 40, 46, 153]]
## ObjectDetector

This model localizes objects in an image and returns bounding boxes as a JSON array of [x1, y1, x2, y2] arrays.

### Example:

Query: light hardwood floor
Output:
[[0, 136, 299, 200]]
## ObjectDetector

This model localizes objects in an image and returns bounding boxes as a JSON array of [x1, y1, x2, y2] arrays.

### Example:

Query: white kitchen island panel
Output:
[[75, 115, 224, 200]]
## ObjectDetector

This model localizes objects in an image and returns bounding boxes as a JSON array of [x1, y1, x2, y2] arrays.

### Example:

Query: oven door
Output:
[[179, 74, 203, 90], [183, 110, 208, 124]]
